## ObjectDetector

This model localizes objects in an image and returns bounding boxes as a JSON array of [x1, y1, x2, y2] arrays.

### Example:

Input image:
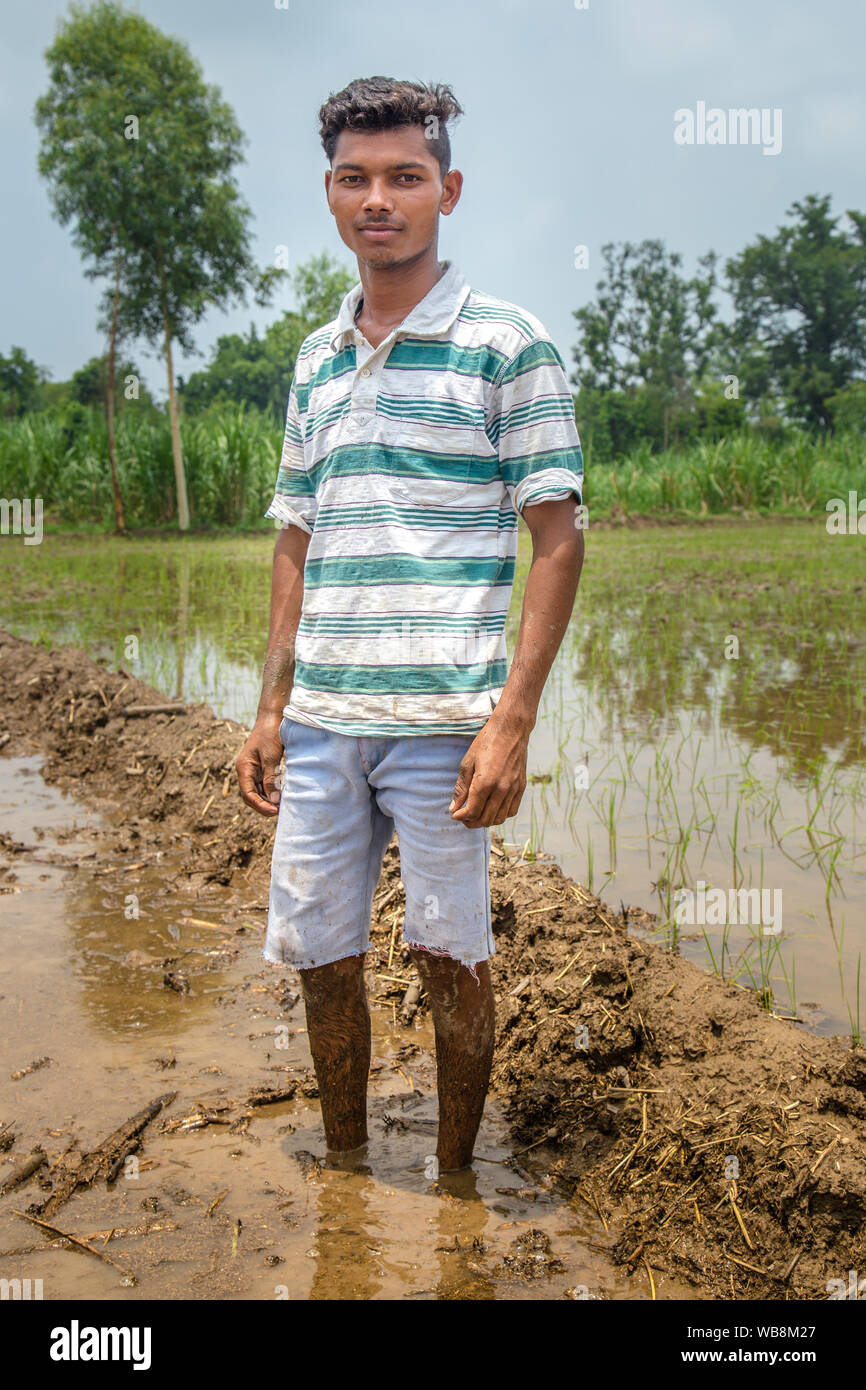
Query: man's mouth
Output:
[[359, 226, 400, 239]]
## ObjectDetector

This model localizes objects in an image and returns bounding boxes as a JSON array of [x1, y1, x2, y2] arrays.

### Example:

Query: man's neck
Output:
[[354, 252, 447, 344]]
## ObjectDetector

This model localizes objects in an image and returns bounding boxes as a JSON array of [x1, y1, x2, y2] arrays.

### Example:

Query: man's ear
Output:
[[440, 169, 463, 217]]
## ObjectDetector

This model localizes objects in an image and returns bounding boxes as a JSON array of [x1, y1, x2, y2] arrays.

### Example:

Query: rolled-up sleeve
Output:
[[489, 336, 584, 514], [264, 370, 317, 534]]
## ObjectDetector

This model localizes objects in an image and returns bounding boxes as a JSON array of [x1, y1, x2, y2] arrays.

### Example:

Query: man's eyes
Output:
[[339, 174, 421, 184]]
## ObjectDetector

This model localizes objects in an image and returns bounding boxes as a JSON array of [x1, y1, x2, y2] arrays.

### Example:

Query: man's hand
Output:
[[236, 712, 285, 817], [449, 710, 530, 828], [447, 497, 584, 829]]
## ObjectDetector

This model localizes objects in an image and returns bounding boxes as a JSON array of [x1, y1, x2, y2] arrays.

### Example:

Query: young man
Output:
[[236, 77, 584, 1174]]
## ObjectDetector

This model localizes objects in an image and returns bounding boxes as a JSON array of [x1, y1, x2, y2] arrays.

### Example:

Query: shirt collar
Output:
[[328, 260, 471, 352]]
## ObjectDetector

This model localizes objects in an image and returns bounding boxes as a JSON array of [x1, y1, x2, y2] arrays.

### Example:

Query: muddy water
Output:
[[2, 522, 862, 1030], [0, 755, 696, 1300]]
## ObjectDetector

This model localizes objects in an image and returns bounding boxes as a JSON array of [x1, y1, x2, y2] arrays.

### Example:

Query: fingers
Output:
[[235, 751, 281, 818], [261, 767, 282, 807], [451, 774, 520, 828], [502, 789, 524, 823], [448, 753, 474, 813]]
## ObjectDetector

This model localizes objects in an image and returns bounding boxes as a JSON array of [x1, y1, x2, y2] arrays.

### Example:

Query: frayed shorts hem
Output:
[[260, 944, 370, 972], [405, 939, 493, 982]]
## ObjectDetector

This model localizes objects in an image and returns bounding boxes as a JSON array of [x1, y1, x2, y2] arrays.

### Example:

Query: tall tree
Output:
[[724, 195, 866, 430], [36, 0, 280, 530], [571, 241, 720, 450]]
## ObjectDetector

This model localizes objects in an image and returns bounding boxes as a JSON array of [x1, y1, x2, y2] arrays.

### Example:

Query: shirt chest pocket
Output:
[[381, 416, 491, 506]]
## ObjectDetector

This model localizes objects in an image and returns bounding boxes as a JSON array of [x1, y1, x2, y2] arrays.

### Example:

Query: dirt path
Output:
[[1, 628, 863, 1300]]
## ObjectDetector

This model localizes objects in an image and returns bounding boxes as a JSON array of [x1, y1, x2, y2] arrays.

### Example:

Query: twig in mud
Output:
[[575, 1185, 609, 1233], [510, 1134, 554, 1160], [181, 735, 216, 767], [552, 951, 583, 982], [728, 1192, 754, 1250], [205, 1190, 229, 1218], [386, 910, 400, 969], [93, 860, 148, 877], [179, 916, 235, 933], [31, 1092, 177, 1219], [162, 1108, 230, 1134], [12, 1210, 135, 1280], [245, 1083, 297, 1108], [121, 703, 188, 717], [163, 1082, 298, 1135], [722, 1248, 768, 1278], [10, 1056, 52, 1081], [374, 882, 402, 913], [0, 1220, 178, 1256], [609, 1097, 649, 1185], [809, 1134, 840, 1175], [657, 1177, 701, 1228], [0, 1146, 47, 1196]]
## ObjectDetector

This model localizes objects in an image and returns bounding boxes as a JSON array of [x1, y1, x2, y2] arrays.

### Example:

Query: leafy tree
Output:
[[179, 253, 356, 417], [35, 0, 281, 530], [0, 347, 49, 418], [571, 240, 720, 450], [827, 380, 866, 434], [724, 195, 866, 429], [575, 378, 745, 465], [69, 353, 146, 408]]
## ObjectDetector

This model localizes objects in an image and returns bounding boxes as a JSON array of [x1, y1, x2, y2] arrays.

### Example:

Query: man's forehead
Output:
[[332, 126, 437, 169]]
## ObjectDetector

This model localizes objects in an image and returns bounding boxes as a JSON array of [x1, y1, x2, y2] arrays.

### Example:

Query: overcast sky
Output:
[[3, 0, 865, 396]]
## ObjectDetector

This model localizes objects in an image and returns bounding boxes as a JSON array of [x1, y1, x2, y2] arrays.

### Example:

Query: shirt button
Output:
[[360, 367, 371, 377]]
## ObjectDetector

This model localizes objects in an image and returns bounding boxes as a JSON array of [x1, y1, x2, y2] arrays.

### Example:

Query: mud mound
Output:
[[1, 627, 864, 1301], [0, 629, 273, 892]]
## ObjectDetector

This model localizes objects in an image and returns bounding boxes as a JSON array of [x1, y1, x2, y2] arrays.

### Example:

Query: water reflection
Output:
[[1, 524, 864, 1033]]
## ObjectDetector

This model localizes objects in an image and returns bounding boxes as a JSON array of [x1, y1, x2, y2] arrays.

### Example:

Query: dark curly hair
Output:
[[318, 76, 463, 179]]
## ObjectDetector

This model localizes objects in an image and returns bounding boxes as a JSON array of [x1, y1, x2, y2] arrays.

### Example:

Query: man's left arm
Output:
[[449, 498, 584, 827]]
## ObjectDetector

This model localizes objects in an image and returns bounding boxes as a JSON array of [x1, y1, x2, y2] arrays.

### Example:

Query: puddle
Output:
[[0, 755, 696, 1300]]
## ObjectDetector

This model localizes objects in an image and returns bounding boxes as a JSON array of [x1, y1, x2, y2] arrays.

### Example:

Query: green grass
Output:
[[0, 404, 280, 529], [0, 403, 863, 529]]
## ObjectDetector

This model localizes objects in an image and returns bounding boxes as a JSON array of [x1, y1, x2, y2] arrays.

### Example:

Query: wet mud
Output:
[[1, 629, 863, 1301]]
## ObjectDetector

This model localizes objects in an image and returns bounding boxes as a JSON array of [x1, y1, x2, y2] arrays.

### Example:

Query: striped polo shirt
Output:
[[265, 259, 584, 737]]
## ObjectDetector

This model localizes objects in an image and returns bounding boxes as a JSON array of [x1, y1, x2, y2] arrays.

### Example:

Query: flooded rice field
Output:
[[1, 517, 865, 1301], [1, 518, 863, 1036]]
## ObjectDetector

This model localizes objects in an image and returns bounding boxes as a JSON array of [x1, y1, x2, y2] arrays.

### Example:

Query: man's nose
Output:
[[362, 180, 395, 212]]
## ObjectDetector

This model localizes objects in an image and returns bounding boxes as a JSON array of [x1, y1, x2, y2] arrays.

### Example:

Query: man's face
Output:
[[325, 124, 462, 270]]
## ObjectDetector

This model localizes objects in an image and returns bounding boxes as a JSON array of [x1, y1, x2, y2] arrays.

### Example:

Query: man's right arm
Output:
[[235, 523, 310, 817]]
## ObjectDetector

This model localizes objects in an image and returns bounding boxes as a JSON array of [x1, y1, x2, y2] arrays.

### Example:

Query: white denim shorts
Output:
[[263, 718, 494, 976]]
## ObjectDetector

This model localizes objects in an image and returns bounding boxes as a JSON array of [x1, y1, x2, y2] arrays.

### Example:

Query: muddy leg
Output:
[[298, 954, 370, 1152], [408, 951, 495, 1172]]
